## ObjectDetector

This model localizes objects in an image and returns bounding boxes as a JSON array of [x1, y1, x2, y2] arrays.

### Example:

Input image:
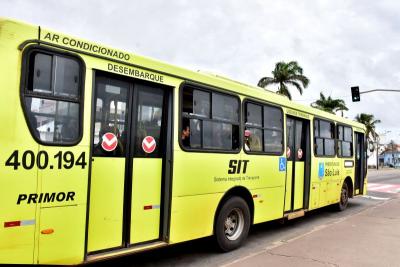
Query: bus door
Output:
[[354, 132, 366, 194], [87, 73, 171, 253], [285, 116, 311, 212]]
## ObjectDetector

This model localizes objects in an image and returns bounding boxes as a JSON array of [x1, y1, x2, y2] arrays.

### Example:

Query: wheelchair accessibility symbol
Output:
[[279, 157, 286, 172]]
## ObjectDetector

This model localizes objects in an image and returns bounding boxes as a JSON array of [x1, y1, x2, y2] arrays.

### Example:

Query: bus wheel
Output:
[[215, 196, 250, 252], [336, 182, 349, 211]]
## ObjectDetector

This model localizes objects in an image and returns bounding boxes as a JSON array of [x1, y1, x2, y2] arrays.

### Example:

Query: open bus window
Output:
[[244, 102, 283, 154], [181, 86, 240, 151], [22, 49, 83, 145]]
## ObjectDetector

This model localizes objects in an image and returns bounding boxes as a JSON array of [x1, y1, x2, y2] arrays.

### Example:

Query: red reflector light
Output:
[[144, 205, 152, 210], [4, 221, 21, 228]]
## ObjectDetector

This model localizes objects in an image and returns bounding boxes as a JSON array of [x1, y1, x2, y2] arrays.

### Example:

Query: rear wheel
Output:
[[215, 196, 250, 252], [336, 182, 349, 211]]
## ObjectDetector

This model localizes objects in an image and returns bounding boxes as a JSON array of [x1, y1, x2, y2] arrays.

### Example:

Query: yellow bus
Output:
[[0, 18, 367, 265]]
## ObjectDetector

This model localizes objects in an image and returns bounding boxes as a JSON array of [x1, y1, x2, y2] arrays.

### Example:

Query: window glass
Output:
[[325, 139, 335, 156], [25, 97, 79, 143], [314, 120, 319, 138], [246, 103, 262, 126], [264, 106, 282, 129], [245, 128, 263, 152], [315, 138, 324, 155], [338, 126, 344, 140], [338, 140, 342, 156], [203, 121, 232, 150], [189, 119, 201, 148], [93, 77, 129, 157], [320, 120, 333, 138], [264, 129, 282, 153], [32, 53, 52, 94], [344, 127, 352, 142], [342, 141, 351, 157], [212, 93, 239, 122], [134, 85, 164, 157], [54, 56, 80, 98], [193, 89, 210, 117]]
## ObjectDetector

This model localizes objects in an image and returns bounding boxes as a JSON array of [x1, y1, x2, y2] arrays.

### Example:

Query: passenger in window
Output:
[[244, 130, 251, 151], [181, 120, 190, 147]]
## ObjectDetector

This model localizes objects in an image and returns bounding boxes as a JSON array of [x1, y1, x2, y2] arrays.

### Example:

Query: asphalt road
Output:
[[89, 169, 400, 267]]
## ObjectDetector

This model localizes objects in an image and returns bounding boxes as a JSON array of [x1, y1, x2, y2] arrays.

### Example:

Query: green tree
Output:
[[354, 113, 381, 144], [258, 61, 309, 100], [311, 92, 349, 116]]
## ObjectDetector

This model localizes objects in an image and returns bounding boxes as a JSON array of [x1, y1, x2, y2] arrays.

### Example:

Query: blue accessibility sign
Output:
[[279, 157, 286, 172], [318, 162, 325, 180]]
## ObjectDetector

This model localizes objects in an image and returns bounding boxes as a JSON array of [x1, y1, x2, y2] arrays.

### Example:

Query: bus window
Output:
[[337, 125, 353, 157], [244, 101, 283, 154], [181, 86, 240, 151], [22, 49, 83, 144], [314, 119, 335, 156]]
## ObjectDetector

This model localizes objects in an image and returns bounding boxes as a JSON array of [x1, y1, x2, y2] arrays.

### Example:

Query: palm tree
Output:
[[258, 61, 309, 100], [354, 113, 381, 144], [311, 92, 349, 116]]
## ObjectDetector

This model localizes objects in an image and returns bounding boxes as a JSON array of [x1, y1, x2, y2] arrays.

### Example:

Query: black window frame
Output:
[[337, 124, 353, 158], [179, 82, 241, 153], [313, 118, 336, 158], [243, 99, 284, 156], [20, 45, 85, 146]]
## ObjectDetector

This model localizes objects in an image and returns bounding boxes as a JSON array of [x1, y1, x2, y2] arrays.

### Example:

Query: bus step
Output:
[[285, 210, 305, 220]]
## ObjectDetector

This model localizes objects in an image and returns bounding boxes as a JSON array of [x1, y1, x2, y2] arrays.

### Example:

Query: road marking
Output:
[[368, 183, 400, 194], [362, 195, 390, 201]]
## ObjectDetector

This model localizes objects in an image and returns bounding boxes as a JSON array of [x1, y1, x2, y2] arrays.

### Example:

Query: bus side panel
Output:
[[241, 154, 285, 224], [169, 194, 223, 243], [0, 19, 39, 264], [35, 65, 93, 264], [169, 151, 285, 243], [169, 151, 237, 243], [36, 146, 89, 264]]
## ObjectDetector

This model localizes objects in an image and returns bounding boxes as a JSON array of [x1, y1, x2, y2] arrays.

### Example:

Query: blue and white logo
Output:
[[318, 162, 325, 180], [279, 157, 286, 172]]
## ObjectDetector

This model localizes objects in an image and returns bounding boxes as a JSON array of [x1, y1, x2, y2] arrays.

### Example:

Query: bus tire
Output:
[[215, 196, 250, 252], [335, 181, 349, 211]]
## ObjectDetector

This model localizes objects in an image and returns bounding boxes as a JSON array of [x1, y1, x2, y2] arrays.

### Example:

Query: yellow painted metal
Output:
[[252, 187, 285, 224], [130, 158, 162, 244], [38, 205, 86, 264], [284, 161, 293, 211], [310, 183, 320, 209], [0, 19, 39, 265], [88, 157, 125, 252], [293, 162, 305, 210], [169, 193, 223, 243]]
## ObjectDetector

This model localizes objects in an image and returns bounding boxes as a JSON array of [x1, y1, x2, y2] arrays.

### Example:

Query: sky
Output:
[[2, 0, 400, 143]]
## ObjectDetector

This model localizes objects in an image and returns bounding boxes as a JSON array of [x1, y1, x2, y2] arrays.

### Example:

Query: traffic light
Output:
[[351, 86, 360, 102]]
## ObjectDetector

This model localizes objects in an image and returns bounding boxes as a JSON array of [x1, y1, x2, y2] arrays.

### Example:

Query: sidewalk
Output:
[[226, 197, 400, 267]]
